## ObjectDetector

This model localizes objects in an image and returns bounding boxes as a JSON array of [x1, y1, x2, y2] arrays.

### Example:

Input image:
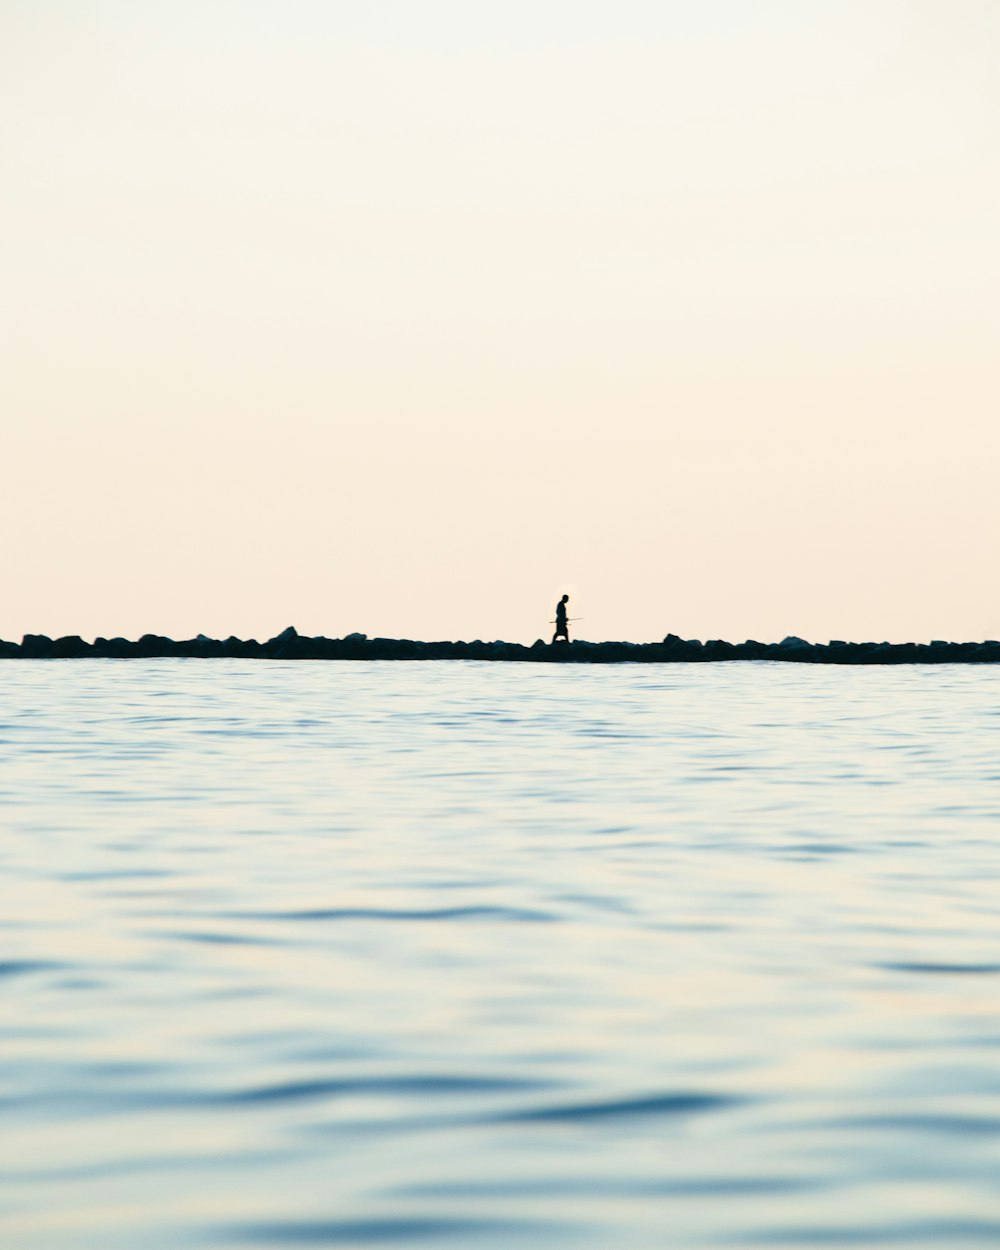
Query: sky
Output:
[[2, 0, 998, 645]]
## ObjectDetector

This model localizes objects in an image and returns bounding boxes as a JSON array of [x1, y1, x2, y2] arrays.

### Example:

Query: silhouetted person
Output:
[[552, 594, 570, 644]]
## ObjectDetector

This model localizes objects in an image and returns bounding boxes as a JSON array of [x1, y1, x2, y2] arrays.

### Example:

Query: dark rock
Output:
[[166, 635, 209, 657], [0, 638, 19, 657], [100, 636, 136, 657], [302, 636, 338, 659], [667, 638, 704, 657], [220, 636, 252, 657], [658, 635, 702, 661], [370, 638, 405, 659], [270, 638, 315, 659], [135, 633, 177, 657], [21, 634, 54, 657], [279, 635, 320, 660], [261, 626, 300, 653], [779, 636, 810, 650], [262, 627, 301, 657], [51, 635, 90, 658], [595, 642, 633, 661], [333, 634, 370, 658]]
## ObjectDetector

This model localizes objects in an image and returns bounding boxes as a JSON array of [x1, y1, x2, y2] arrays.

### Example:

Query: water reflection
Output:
[[3, 660, 1000, 1247]]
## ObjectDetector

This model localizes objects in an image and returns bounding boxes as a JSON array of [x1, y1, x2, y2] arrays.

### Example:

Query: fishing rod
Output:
[[548, 617, 584, 623]]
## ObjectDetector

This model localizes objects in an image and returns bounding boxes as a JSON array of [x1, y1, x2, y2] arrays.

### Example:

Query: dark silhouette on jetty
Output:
[[552, 595, 570, 645], [3, 628, 1000, 664]]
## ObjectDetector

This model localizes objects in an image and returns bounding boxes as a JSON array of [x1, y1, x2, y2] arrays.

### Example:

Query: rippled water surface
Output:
[[4, 660, 1000, 1248]]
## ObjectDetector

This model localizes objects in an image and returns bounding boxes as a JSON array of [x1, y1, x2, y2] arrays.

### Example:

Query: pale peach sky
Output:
[[2, 1, 998, 645]]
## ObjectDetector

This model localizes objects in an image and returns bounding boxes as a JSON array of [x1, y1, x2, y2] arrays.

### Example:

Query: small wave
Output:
[[148, 929, 280, 947], [63, 868, 175, 881], [495, 1090, 740, 1124], [741, 1217, 1000, 1244], [0, 1072, 551, 1114], [826, 1112, 1000, 1137], [778, 842, 858, 856], [240, 906, 557, 924], [393, 1174, 811, 1199], [0, 960, 62, 979], [216, 1073, 549, 1107], [878, 962, 1000, 975], [229, 1216, 543, 1244]]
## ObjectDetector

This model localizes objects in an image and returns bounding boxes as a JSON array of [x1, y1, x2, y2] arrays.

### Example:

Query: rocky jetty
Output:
[[1, 628, 999, 664]]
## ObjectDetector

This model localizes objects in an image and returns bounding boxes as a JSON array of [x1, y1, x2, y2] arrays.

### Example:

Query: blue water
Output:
[[4, 660, 1000, 1248]]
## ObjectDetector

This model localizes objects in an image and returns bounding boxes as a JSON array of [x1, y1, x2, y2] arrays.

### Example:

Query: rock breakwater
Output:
[[2, 628, 1000, 663]]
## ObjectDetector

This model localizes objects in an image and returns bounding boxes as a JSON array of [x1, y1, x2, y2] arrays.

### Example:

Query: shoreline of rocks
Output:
[[2, 627, 999, 664]]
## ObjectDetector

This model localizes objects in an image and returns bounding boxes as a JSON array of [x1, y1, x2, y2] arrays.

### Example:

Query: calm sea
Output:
[[4, 660, 1000, 1249]]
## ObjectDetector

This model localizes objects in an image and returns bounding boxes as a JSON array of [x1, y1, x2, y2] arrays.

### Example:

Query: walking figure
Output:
[[552, 594, 570, 644]]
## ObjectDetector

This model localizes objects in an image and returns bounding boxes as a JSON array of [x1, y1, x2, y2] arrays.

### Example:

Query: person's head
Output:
[[561, 594, 569, 603]]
